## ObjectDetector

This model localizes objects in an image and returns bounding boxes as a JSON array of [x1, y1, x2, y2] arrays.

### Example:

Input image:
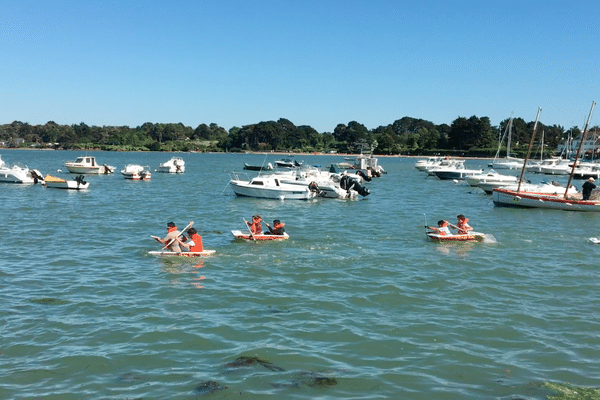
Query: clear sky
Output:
[[1, 0, 599, 133]]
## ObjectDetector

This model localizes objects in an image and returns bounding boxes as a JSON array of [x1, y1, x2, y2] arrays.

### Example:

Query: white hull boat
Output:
[[492, 187, 600, 211], [43, 174, 89, 190], [156, 157, 185, 173], [433, 162, 483, 180], [121, 164, 151, 180], [414, 156, 445, 171], [466, 170, 518, 187], [64, 156, 114, 174], [0, 156, 43, 184], [229, 174, 317, 200]]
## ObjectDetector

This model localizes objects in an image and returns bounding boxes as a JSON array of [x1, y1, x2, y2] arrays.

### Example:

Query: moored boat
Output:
[[43, 174, 89, 190], [231, 230, 289, 241], [228, 173, 317, 200], [156, 157, 185, 173], [0, 155, 44, 184], [64, 156, 114, 174], [492, 103, 600, 212], [121, 164, 152, 180]]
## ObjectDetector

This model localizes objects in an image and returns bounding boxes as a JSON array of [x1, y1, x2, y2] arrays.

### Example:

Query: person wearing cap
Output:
[[151, 221, 183, 252], [582, 177, 598, 200]]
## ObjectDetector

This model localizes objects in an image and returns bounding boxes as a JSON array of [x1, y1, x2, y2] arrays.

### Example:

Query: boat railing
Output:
[[227, 171, 251, 181]]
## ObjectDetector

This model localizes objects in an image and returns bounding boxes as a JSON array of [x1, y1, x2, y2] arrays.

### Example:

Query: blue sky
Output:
[[1, 0, 599, 132]]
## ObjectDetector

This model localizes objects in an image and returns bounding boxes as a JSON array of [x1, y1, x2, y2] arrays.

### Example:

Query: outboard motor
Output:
[[340, 175, 370, 197], [74, 175, 87, 186], [30, 169, 44, 184], [356, 170, 372, 182]]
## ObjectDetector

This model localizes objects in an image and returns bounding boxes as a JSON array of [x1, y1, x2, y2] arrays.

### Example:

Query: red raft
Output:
[[231, 230, 289, 241], [426, 231, 485, 243]]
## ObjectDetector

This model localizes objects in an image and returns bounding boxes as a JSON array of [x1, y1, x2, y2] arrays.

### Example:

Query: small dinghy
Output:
[[231, 230, 289, 241], [148, 250, 216, 257], [43, 174, 89, 190], [588, 237, 600, 244], [426, 231, 486, 243]]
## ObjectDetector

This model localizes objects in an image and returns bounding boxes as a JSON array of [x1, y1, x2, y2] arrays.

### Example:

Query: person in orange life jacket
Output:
[[582, 177, 597, 200], [179, 227, 203, 252], [246, 215, 263, 234], [455, 214, 473, 234], [428, 220, 451, 235], [151, 221, 182, 252], [266, 219, 285, 235]]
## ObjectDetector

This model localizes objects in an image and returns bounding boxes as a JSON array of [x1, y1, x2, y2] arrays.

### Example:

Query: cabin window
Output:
[[275, 179, 280, 186], [251, 181, 264, 186]]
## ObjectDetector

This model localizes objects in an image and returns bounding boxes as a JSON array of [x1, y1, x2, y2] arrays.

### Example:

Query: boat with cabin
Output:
[[156, 157, 185, 173], [0, 155, 44, 184], [121, 164, 152, 180], [228, 172, 317, 200], [63, 156, 114, 174]]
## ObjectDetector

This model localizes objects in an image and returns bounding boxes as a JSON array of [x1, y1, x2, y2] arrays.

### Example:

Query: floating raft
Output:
[[426, 232, 485, 243], [148, 250, 216, 257], [231, 230, 289, 241]]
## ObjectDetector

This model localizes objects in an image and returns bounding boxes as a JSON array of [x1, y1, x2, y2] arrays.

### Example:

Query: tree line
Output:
[[0, 116, 587, 157]]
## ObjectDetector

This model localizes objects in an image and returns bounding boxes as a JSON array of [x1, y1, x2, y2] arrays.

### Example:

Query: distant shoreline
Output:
[[0, 147, 494, 160]]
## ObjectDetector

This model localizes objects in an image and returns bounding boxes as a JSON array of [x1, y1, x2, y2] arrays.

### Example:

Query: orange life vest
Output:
[[188, 233, 203, 252], [457, 218, 472, 234]]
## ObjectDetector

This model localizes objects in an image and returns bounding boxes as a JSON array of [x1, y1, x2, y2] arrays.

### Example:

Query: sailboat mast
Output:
[[506, 117, 513, 158], [564, 100, 596, 198], [517, 107, 542, 192]]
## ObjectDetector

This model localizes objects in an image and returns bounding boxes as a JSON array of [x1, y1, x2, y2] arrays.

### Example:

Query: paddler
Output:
[[151, 221, 183, 252], [179, 227, 203, 252], [246, 215, 263, 235], [266, 219, 286, 235], [427, 220, 451, 235], [454, 214, 473, 235]]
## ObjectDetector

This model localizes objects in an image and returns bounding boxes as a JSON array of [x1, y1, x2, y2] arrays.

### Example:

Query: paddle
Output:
[[243, 218, 257, 241]]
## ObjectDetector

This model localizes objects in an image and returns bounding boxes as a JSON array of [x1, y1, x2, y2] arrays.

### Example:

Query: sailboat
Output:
[[488, 116, 524, 170], [492, 102, 600, 212]]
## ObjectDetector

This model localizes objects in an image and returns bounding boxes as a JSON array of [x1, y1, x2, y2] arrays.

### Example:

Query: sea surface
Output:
[[1, 150, 599, 400]]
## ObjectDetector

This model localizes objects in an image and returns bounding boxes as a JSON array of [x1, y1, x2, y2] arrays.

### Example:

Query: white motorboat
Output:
[[43, 174, 89, 190], [277, 167, 369, 198], [64, 156, 115, 174], [156, 157, 185, 173], [432, 161, 483, 180], [466, 169, 518, 187], [0, 155, 43, 184], [423, 158, 462, 175], [414, 156, 445, 171], [330, 153, 385, 177], [538, 158, 571, 175], [228, 173, 317, 200], [121, 164, 152, 180]]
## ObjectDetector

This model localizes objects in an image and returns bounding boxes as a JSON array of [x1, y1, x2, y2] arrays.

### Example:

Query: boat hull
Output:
[[426, 232, 485, 242], [148, 250, 216, 257], [231, 230, 289, 241], [0, 167, 36, 183], [229, 180, 316, 200], [492, 188, 600, 211]]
